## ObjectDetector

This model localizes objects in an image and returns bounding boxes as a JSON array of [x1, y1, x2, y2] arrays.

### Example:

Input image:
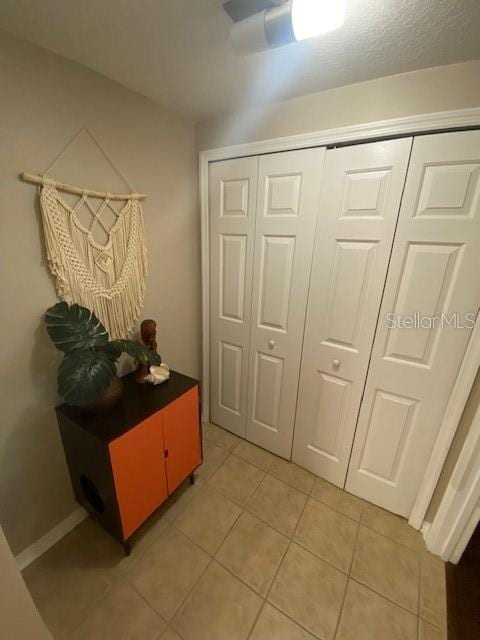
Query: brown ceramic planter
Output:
[[81, 376, 123, 413]]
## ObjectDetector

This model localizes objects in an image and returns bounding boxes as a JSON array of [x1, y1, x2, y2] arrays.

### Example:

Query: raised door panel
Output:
[[310, 373, 351, 462], [415, 164, 480, 217], [292, 138, 412, 486], [257, 235, 295, 332], [163, 387, 201, 495], [252, 352, 284, 431], [264, 173, 302, 216], [220, 234, 247, 322], [218, 341, 242, 415], [109, 413, 168, 540], [357, 390, 418, 483], [347, 130, 480, 516], [384, 243, 462, 366], [209, 157, 258, 437], [323, 241, 377, 351], [221, 178, 249, 217], [246, 147, 326, 458]]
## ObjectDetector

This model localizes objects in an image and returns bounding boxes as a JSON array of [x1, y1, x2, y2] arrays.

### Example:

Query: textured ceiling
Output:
[[0, 0, 479, 121]]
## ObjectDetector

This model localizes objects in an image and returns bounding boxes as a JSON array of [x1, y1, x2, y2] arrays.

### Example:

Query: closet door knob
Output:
[[332, 359, 341, 370], [268, 339, 275, 349]]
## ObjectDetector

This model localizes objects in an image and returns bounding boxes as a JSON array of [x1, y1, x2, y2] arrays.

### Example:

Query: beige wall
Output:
[[0, 526, 51, 639], [196, 61, 480, 150], [0, 30, 199, 555]]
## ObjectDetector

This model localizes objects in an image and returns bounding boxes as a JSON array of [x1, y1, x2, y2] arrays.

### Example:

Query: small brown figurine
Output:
[[136, 319, 159, 383]]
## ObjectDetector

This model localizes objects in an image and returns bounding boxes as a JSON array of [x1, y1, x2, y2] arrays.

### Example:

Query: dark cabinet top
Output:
[[55, 370, 199, 443]]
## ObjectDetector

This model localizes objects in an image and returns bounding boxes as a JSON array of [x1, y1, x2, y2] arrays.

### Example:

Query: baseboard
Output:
[[421, 520, 431, 536], [421, 520, 433, 552], [15, 506, 88, 571]]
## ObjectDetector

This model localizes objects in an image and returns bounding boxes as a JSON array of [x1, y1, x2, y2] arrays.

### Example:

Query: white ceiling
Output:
[[1, 0, 479, 121]]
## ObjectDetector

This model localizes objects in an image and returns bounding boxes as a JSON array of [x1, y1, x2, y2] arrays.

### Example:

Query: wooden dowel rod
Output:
[[20, 172, 147, 200]]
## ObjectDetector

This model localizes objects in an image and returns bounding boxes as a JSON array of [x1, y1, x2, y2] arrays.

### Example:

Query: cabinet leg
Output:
[[123, 541, 131, 557], [189, 472, 195, 485]]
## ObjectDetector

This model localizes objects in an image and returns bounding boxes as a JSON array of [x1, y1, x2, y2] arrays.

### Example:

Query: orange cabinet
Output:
[[163, 387, 202, 494], [56, 371, 202, 554], [109, 412, 169, 540]]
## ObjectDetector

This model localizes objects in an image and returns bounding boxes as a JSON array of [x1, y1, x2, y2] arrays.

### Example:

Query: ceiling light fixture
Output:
[[226, 0, 346, 55]]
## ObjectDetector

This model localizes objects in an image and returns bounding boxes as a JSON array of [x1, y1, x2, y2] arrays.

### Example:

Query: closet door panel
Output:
[[292, 139, 412, 485], [246, 148, 326, 458], [209, 157, 258, 437], [346, 130, 480, 516]]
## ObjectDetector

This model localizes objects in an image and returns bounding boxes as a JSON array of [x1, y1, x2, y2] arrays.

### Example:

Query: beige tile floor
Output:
[[23, 423, 448, 640]]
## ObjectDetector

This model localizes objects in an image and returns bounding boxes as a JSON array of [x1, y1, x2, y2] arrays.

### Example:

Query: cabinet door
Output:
[[292, 139, 412, 486], [163, 386, 201, 494], [209, 157, 258, 437], [246, 148, 325, 458], [346, 130, 480, 516], [109, 413, 168, 540]]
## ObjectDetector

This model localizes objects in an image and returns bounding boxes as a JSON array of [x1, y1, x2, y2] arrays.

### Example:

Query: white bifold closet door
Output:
[[209, 157, 258, 437], [246, 148, 326, 458], [292, 138, 413, 485], [346, 130, 480, 516]]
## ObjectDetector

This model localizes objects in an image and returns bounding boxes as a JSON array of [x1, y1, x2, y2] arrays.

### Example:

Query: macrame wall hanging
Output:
[[21, 130, 148, 339]]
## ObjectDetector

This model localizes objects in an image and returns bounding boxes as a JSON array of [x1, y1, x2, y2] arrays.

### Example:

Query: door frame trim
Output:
[[199, 107, 480, 529], [409, 317, 480, 529], [424, 370, 480, 562]]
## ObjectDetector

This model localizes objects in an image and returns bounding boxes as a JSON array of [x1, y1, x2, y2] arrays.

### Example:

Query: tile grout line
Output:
[[140, 437, 435, 638], [310, 496, 363, 523], [309, 478, 429, 555], [207, 439, 442, 637], [207, 445, 419, 639], [203, 425, 241, 451], [268, 471, 315, 496], [57, 580, 119, 638], [292, 537, 353, 578], [164, 463, 250, 640], [348, 505, 365, 576], [214, 488, 326, 639], [352, 515, 427, 622], [172, 498, 243, 558], [417, 554, 423, 640], [127, 579, 170, 631], [35, 433, 443, 640], [309, 493, 363, 526], [181, 483, 285, 639], [208, 427, 432, 549], [231, 443, 277, 473], [246, 489, 315, 640], [331, 506, 364, 640], [76, 518, 182, 635], [210, 492, 305, 638], [207, 428, 316, 495], [164, 454, 269, 639], [245, 479, 362, 574], [356, 511, 427, 555], [124, 526, 213, 627], [166, 548, 214, 635], [347, 575, 420, 619], [207, 452, 267, 508], [124, 469, 233, 639]]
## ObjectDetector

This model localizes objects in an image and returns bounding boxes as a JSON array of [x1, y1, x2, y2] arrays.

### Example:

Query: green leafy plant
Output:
[[45, 302, 161, 406]]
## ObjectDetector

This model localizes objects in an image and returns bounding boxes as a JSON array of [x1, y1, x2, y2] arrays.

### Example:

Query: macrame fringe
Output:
[[40, 184, 148, 339]]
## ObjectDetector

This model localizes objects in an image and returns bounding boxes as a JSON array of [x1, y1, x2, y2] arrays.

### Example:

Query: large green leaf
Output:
[[45, 302, 109, 353], [58, 349, 116, 406], [106, 340, 161, 365]]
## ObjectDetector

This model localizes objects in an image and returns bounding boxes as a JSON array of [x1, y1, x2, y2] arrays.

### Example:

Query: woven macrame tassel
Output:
[[39, 185, 147, 339]]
